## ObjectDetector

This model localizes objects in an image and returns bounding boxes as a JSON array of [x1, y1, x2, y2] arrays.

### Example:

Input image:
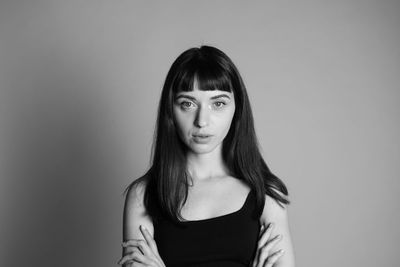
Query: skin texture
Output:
[[255, 192, 296, 267], [173, 80, 236, 157], [119, 81, 295, 266]]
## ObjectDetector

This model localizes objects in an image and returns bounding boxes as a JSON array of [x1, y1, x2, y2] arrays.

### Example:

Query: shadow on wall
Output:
[[2, 50, 122, 267]]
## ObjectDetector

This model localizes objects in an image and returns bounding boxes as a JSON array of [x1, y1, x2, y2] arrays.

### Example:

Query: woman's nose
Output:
[[195, 105, 210, 127]]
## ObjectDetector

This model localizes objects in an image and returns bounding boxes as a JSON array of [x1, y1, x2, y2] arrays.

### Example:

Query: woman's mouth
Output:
[[192, 134, 213, 143]]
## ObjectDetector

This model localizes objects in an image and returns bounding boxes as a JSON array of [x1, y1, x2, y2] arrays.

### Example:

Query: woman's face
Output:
[[173, 80, 236, 155]]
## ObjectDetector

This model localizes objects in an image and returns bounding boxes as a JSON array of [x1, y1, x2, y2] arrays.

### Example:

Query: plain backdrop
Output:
[[1, 1, 399, 266]]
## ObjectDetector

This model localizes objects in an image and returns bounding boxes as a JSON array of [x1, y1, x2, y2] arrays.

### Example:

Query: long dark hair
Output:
[[126, 45, 289, 224]]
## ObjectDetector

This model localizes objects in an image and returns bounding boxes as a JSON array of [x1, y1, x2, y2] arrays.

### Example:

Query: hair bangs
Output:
[[172, 56, 233, 94], [195, 66, 233, 93], [172, 67, 196, 93]]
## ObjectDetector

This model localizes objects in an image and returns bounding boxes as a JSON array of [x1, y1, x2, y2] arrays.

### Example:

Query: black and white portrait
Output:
[[0, 1, 399, 267]]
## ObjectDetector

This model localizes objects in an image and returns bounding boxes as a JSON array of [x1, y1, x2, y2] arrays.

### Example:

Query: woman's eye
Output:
[[180, 101, 193, 109], [179, 101, 226, 110], [214, 102, 226, 108]]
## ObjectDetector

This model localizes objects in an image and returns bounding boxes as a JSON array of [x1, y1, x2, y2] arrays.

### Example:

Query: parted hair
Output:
[[125, 45, 289, 224]]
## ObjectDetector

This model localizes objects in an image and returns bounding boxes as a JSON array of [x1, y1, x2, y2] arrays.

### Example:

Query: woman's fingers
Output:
[[264, 249, 285, 267], [257, 222, 274, 249], [252, 223, 266, 266], [264, 234, 282, 251], [259, 223, 265, 236], [139, 225, 159, 253], [117, 250, 153, 265], [257, 234, 282, 267], [139, 224, 165, 264], [120, 226, 165, 267], [253, 223, 272, 267], [122, 239, 152, 256]]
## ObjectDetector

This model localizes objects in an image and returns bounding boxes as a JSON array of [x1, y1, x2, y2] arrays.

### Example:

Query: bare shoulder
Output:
[[260, 189, 289, 222], [260, 188, 296, 267], [123, 175, 154, 240], [125, 176, 147, 209]]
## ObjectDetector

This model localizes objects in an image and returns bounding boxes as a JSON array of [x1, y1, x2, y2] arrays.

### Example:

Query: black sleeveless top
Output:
[[153, 190, 261, 267]]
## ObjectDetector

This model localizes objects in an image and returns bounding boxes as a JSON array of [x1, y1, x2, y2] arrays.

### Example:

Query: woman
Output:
[[118, 46, 295, 267]]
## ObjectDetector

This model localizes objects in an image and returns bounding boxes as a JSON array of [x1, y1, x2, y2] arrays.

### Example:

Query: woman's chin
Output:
[[184, 138, 224, 155], [187, 144, 217, 154]]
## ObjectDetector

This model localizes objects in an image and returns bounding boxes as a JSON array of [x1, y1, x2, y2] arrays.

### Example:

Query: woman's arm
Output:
[[258, 191, 296, 267], [123, 181, 154, 241], [119, 181, 165, 266]]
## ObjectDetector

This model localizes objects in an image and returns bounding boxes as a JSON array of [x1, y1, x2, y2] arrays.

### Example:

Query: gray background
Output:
[[1, 1, 399, 266]]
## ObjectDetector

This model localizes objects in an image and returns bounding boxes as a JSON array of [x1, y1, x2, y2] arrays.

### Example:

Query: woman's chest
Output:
[[153, 191, 260, 267]]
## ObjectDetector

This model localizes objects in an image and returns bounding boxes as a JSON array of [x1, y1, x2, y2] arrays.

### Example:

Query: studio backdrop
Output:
[[0, 1, 399, 266]]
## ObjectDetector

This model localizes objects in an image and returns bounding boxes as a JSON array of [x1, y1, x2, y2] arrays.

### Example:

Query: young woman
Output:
[[118, 46, 295, 267]]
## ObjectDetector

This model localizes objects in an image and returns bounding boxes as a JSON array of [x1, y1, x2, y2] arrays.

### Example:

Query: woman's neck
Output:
[[186, 147, 231, 183]]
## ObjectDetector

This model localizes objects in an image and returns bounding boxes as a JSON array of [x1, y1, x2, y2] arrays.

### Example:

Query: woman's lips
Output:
[[192, 135, 213, 143]]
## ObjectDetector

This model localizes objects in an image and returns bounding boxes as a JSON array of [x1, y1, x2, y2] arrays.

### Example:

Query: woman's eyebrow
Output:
[[175, 94, 231, 101]]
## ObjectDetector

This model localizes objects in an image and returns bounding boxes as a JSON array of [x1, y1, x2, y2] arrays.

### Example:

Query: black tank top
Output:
[[153, 189, 261, 267]]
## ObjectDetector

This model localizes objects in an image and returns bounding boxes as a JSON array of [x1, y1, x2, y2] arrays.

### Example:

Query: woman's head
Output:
[[157, 45, 253, 158]]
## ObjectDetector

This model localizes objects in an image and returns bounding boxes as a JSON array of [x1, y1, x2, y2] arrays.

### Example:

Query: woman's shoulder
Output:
[[123, 173, 153, 239], [259, 189, 296, 266], [260, 188, 289, 224], [125, 174, 150, 207]]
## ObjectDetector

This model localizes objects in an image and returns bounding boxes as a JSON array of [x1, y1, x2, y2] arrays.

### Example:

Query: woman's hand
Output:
[[118, 225, 166, 267], [251, 222, 285, 267]]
